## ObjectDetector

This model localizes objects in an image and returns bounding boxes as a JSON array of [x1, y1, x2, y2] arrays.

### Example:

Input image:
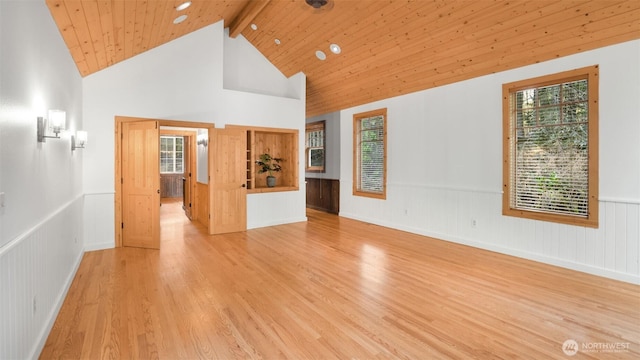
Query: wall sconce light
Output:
[[37, 110, 66, 142], [71, 130, 88, 151], [197, 134, 208, 146]]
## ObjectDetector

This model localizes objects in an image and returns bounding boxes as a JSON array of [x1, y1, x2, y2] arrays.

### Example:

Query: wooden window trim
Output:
[[306, 120, 326, 173], [353, 108, 387, 200], [502, 65, 599, 228]]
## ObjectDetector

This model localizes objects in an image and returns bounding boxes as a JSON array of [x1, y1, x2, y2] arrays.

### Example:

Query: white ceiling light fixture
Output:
[[329, 43, 341, 54], [315, 50, 327, 60], [176, 1, 191, 11], [250, 23, 258, 31], [275, 38, 281, 45], [173, 14, 188, 24]]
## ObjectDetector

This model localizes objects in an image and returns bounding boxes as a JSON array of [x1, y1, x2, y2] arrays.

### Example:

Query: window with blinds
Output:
[[353, 109, 387, 199], [160, 136, 184, 174], [502, 66, 599, 228]]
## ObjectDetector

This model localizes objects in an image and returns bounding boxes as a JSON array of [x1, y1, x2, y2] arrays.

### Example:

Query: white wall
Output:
[[83, 21, 307, 249], [219, 77, 308, 229], [340, 40, 640, 284], [223, 31, 302, 100], [0, 0, 85, 358], [305, 111, 341, 180], [197, 129, 209, 183]]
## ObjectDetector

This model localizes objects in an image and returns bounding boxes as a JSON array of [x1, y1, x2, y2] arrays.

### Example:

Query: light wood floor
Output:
[[41, 199, 639, 359]]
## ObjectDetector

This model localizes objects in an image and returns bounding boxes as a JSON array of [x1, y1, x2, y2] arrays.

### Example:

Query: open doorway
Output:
[[159, 128, 197, 221], [115, 116, 214, 249]]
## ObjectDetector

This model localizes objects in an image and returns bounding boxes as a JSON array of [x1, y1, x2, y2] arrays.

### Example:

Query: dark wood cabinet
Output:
[[306, 178, 339, 214], [161, 173, 183, 198]]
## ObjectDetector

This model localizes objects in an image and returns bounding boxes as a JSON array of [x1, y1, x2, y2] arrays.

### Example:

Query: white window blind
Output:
[[306, 129, 324, 148], [356, 114, 385, 194], [509, 79, 589, 217]]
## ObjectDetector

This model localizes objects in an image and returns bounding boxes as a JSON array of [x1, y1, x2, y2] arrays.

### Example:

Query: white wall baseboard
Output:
[[340, 211, 640, 285]]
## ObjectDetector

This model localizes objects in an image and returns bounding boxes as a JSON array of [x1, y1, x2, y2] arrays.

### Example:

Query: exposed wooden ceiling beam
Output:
[[228, 0, 271, 39]]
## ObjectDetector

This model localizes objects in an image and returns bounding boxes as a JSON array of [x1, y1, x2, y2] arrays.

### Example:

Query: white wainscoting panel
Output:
[[83, 192, 116, 251], [247, 190, 307, 229], [0, 196, 84, 359], [341, 182, 640, 284]]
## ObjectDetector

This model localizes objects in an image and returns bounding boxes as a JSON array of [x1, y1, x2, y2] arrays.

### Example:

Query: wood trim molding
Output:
[[352, 108, 387, 200], [501, 65, 599, 228], [228, 0, 271, 38], [160, 129, 197, 137], [158, 120, 214, 128], [226, 124, 298, 134]]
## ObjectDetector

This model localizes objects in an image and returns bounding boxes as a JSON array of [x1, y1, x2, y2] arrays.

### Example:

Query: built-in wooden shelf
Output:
[[231, 125, 298, 194]]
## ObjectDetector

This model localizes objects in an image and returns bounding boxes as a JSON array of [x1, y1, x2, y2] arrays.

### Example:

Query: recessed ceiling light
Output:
[[173, 14, 188, 24], [176, 1, 191, 11], [250, 23, 258, 31], [275, 38, 281, 45], [329, 43, 341, 54], [316, 50, 327, 60]]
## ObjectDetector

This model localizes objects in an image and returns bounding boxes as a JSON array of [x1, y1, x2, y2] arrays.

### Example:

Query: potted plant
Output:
[[256, 153, 283, 187]]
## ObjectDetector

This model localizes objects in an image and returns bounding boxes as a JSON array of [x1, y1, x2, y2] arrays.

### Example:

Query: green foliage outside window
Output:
[[359, 115, 385, 193], [513, 79, 589, 216]]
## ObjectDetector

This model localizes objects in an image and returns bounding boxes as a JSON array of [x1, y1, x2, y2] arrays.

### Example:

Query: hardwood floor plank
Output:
[[40, 201, 640, 359]]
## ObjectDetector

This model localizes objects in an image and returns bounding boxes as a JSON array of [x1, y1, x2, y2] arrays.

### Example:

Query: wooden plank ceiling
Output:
[[46, 0, 640, 117]]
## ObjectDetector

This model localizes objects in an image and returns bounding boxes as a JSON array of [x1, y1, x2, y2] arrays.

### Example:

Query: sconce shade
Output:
[[71, 130, 88, 151], [197, 134, 208, 146], [76, 130, 88, 144], [48, 110, 66, 133]]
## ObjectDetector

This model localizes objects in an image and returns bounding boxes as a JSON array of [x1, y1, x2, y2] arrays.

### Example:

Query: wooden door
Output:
[[210, 128, 247, 234], [122, 120, 160, 249], [183, 135, 193, 219]]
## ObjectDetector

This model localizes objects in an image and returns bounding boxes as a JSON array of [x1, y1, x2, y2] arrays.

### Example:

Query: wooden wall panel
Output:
[[195, 182, 209, 228], [160, 173, 183, 198]]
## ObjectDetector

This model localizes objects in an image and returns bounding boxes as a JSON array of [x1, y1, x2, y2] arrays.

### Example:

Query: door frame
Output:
[[115, 116, 215, 247]]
